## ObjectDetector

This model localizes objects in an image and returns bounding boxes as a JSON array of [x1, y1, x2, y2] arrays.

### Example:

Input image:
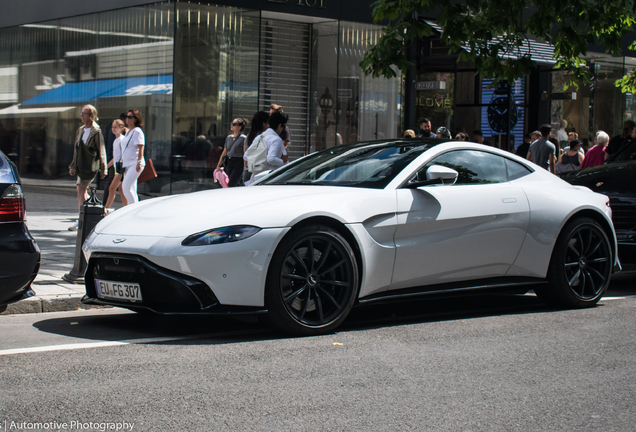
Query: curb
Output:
[[1, 295, 108, 315]]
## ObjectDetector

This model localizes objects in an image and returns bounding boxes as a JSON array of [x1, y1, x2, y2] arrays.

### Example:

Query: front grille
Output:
[[611, 200, 636, 232], [86, 254, 218, 313]]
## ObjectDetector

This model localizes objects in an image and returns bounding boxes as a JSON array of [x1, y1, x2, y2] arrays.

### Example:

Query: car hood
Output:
[[94, 185, 396, 237], [560, 161, 636, 196]]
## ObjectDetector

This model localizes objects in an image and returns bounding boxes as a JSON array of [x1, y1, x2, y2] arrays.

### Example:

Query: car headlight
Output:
[[182, 225, 261, 246]]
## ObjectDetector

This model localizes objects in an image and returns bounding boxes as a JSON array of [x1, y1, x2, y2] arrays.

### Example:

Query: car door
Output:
[[391, 149, 531, 290]]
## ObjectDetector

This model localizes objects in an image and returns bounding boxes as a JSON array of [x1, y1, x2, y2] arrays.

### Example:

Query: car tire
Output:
[[538, 217, 612, 308], [265, 225, 359, 335]]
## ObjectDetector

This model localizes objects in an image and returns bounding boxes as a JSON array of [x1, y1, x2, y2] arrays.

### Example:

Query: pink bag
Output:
[[214, 168, 229, 188]]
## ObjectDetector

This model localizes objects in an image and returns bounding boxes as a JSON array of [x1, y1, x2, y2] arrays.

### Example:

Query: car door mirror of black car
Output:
[[405, 165, 458, 188]]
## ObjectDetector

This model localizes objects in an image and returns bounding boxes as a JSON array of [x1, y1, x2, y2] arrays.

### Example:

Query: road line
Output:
[[0, 329, 271, 356]]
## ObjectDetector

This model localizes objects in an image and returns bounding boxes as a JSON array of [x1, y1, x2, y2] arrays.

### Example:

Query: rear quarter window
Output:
[[0, 152, 17, 184]]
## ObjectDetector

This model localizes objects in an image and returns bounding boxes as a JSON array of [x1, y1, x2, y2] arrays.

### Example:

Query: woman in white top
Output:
[[121, 109, 146, 204], [103, 119, 128, 211]]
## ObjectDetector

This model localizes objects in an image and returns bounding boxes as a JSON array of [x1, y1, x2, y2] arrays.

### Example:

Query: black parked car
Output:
[[0, 150, 40, 312], [560, 139, 636, 268]]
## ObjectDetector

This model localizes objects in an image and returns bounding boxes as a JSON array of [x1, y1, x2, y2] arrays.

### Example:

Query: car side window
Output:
[[505, 158, 532, 180], [419, 150, 508, 185]]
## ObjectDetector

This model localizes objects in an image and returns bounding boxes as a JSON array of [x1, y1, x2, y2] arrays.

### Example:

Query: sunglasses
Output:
[[231, 122, 241, 126], [126, 115, 135, 119]]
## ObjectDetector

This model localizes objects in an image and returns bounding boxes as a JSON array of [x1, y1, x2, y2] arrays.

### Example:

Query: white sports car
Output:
[[82, 139, 619, 335]]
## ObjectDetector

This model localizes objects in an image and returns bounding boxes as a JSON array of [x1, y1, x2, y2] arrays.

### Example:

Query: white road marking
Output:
[[0, 329, 270, 356]]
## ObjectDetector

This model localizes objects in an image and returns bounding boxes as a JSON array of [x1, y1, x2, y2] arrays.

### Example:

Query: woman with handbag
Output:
[[242, 111, 270, 185], [103, 119, 129, 212], [120, 108, 146, 204], [216, 118, 247, 187], [68, 104, 107, 231]]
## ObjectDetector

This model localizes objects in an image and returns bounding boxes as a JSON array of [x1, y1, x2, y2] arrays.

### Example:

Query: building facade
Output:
[[0, 0, 401, 194], [406, 27, 636, 151]]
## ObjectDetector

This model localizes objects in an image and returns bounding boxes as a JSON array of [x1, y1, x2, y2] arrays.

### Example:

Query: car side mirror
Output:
[[405, 165, 458, 188]]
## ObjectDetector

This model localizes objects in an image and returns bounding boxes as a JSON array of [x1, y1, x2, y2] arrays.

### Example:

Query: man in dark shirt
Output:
[[418, 119, 436, 138], [515, 132, 533, 157], [606, 120, 635, 157]]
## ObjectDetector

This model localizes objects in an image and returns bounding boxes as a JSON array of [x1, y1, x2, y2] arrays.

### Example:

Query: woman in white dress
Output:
[[120, 109, 146, 204]]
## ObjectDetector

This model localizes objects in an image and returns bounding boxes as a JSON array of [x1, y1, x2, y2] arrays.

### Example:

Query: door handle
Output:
[[502, 198, 517, 203]]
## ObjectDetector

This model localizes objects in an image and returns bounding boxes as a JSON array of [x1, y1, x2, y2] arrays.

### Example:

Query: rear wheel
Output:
[[265, 225, 359, 335], [538, 217, 612, 307]]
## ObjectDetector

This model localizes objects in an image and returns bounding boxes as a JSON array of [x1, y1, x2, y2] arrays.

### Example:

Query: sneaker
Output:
[[68, 220, 79, 231]]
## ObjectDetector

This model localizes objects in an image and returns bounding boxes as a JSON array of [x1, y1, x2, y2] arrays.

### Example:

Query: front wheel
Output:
[[265, 225, 359, 335], [539, 217, 613, 308]]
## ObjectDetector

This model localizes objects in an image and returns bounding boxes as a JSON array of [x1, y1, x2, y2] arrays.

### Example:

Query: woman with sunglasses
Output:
[[216, 118, 247, 187], [120, 109, 145, 203]]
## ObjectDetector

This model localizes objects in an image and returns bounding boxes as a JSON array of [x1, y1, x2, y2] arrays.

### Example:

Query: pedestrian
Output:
[[270, 104, 290, 163], [120, 109, 146, 204], [472, 130, 491, 146], [515, 133, 532, 157], [556, 119, 569, 148], [435, 126, 451, 139], [243, 111, 270, 183], [403, 129, 415, 138], [102, 114, 128, 211], [454, 132, 468, 141], [262, 112, 287, 170], [103, 119, 129, 213], [243, 112, 285, 186], [216, 118, 247, 187], [68, 104, 107, 231], [606, 120, 635, 157], [418, 119, 436, 137], [527, 124, 556, 173], [555, 139, 584, 173], [581, 131, 610, 169]]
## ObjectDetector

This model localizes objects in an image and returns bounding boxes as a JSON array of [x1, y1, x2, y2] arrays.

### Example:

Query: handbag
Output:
[[75, 137, 100, 181], [244, 135, 268, 174], [138, 159, 157, 184]]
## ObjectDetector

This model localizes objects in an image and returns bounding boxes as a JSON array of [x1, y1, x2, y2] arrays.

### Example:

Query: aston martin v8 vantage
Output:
[[82, 139, 618, 335]]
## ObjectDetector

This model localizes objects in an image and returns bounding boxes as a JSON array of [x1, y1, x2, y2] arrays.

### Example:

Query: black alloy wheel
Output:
[[540, 217, 612, 307], [265, 225, 359, 335]]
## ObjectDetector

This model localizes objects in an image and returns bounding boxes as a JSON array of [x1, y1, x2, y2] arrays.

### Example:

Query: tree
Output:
[[360, 0, 636, 93]]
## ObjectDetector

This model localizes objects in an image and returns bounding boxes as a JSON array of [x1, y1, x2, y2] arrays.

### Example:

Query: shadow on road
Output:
[[31, 272, 636, 345]]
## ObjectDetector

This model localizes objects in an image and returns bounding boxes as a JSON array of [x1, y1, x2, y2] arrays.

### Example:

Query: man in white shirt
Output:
[[262, 112, 287, 170]]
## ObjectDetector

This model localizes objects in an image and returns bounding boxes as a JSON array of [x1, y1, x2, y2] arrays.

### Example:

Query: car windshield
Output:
[[608, 138, 636, 163], [258, 140, 436, 189]]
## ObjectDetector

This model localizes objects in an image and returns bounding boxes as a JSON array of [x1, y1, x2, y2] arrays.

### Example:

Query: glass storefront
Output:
[[171, 3, 259, 194], [549, 54, 634, 148], [0, 3, 175, 194], [0, 1, 401, 193]]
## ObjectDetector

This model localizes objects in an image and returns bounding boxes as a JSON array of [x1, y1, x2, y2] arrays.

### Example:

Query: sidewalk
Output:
[[1, 182, 123, 315]]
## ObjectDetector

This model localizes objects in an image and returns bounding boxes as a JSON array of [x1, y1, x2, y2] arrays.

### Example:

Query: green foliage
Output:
[[361, 0, 636, 93]]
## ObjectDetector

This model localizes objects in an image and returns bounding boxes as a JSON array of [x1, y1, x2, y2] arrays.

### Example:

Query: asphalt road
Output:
[[1, 275, 635, 431]]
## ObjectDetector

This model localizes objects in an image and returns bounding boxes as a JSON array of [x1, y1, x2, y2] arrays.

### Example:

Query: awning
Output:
[[21, 75, 173, 106], [0, 105, 75, 118], [424, 20, 557, 65]]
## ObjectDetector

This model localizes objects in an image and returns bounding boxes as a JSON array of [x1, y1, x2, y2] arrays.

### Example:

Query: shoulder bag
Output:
[[244, 135, 268, 174]]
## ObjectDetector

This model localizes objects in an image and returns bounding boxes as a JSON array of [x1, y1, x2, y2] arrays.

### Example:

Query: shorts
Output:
[[76, 176, 94, 188]]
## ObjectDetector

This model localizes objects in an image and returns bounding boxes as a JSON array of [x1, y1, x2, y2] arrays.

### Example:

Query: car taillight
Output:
[[0, 184, 26, 222]]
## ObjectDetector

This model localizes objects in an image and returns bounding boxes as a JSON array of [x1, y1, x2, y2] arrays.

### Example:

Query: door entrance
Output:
[[259, 19, 311, 160]]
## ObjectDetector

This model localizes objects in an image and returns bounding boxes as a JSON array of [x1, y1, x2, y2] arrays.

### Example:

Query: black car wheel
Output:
[[539, 217, 612, 307], [265, 225, 359, 335]]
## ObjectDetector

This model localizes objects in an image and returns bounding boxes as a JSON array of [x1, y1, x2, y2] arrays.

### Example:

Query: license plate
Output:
[[95, 279, 143, 302]]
